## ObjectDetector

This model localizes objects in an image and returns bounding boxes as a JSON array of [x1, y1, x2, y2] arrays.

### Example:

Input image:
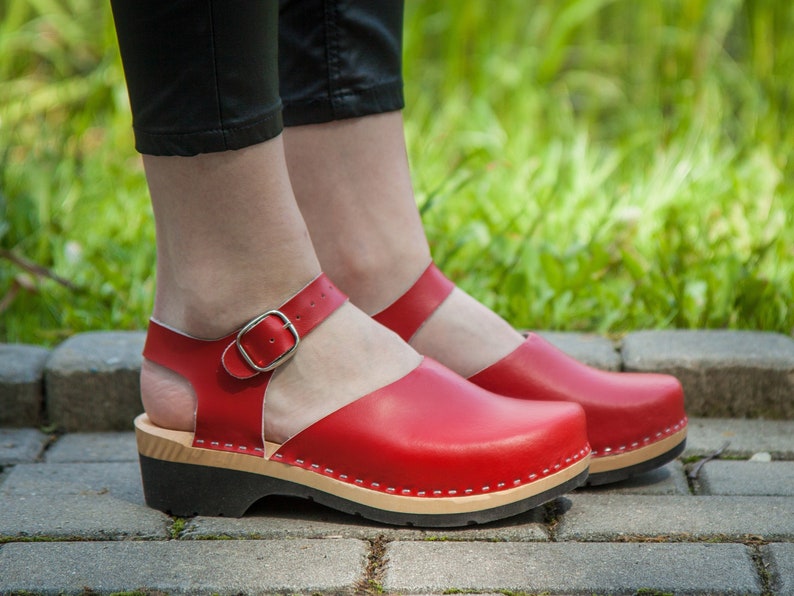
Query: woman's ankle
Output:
[[150, 266, 320, 340], [319, 250, 431, 315]]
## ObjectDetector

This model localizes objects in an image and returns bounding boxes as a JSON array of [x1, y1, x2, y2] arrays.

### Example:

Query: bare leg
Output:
[[140, 136, 419, 443], [284, 112, 523, 378]]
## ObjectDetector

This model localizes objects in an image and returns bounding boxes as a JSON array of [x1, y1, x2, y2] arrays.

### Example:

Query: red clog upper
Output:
[[274, 357, 589, 497], [469, 334, 687, 456]]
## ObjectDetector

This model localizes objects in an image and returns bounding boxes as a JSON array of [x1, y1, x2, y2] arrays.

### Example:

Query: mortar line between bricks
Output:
[[616, 338, 627, 372], [543, 499, 562, 541], [36, 430, 63, 461], [354, 534, 389, 595], [168, 516, 188, 540], [750, 543, 775, 596]]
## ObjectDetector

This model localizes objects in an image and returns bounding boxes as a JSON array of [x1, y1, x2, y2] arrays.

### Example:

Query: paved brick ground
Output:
[[1, 330, 792, 594], [0, 423, 792, 595]]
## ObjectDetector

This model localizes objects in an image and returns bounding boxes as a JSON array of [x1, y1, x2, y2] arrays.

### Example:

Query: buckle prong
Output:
[[236, 310, 299, 372]]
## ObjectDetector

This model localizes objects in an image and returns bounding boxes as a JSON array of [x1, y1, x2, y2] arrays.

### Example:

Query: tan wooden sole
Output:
[[588, 427, 687, 475]]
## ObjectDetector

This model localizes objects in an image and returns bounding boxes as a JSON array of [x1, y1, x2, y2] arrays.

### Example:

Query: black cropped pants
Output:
[[110, 0, 404, 156]]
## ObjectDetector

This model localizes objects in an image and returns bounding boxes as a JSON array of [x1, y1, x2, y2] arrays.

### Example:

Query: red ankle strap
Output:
[[372, 263, 454, 342], [221, 275, 347, 379], [143, 273, 347, 455]]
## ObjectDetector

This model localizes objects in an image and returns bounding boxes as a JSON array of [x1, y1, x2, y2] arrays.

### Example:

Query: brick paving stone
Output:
[[556, 494, 794, 541], [0, 461, 169, 539], [765, 543, 794, 596], [0, 538, 366, 595], [536, 331, 621, 370], [45, 431, 138, 462], [622, 330, 794, 418], [578, 460, 690, 495], [0, 428, 48, 466], [44, 331, 145, 431], [1, 462, 144, 504], [0, 343, 49, 427], [697, 460, 794, 496], [684, 417, 794, 459], [383, 541, 761, 594], [0, 494, 170, 539], [184, 496, 548, 541]]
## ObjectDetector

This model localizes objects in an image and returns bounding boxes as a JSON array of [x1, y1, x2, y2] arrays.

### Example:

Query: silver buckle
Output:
[[235, 310, 299, 372]]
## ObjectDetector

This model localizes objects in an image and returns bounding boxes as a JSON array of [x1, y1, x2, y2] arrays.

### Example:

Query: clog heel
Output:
[[136, 273, 591, 526], [373, 263, 687, 486]]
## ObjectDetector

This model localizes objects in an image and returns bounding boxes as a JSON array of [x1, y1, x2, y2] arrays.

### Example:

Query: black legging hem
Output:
[[133, 105, 283, 157], [282, 80, 403, 127]]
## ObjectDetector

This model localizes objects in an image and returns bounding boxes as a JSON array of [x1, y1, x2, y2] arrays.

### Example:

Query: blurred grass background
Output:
[[1, 0, 793, 345]]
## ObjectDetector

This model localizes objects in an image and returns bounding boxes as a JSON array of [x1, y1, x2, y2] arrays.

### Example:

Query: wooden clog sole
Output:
[[136, 414, 590, 527]]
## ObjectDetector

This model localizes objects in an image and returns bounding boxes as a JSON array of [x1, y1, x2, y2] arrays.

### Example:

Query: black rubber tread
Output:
[[139, 454, 588, 527], [585, 438, 686, 486]]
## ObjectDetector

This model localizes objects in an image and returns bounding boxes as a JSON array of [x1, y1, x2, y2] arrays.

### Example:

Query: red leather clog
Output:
[[373, 263, 688, 485], [136, 273, 591, 526]]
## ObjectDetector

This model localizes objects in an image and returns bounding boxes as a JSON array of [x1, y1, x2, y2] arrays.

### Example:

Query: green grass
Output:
[[1, 0, 152, 343], [2, 0, 793, 344], [404, 0, 794, 333]]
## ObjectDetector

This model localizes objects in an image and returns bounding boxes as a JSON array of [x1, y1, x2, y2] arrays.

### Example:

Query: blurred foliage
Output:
[[404, 0, 794, 333], [1, 0, 793, 344]]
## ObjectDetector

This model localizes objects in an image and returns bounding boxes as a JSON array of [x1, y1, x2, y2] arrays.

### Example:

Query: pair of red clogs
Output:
[[136, 264, 686, 527]]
